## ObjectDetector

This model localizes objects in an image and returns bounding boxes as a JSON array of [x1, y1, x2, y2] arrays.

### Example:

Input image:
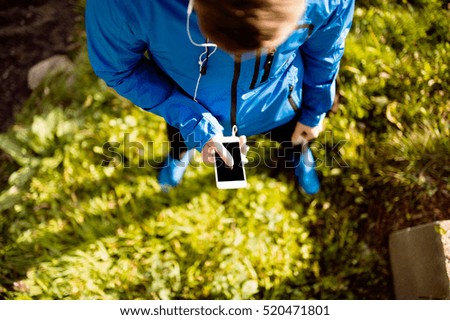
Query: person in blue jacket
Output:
[[85, 0, 354, 194]]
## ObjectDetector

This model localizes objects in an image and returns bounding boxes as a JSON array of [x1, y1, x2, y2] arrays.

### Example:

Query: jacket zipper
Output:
[[234, 26, 312, 125], [251, 25, 313, 90], [288, 85, 299, 111], [261, 47, 276, 83], [249, 49, 262, 89], [297, 23, 315, 39], [200, 38, 210, 75], [231, 54, 242, 130]]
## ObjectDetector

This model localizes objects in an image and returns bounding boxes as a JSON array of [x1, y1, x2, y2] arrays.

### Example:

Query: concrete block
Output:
[[389, 220, 450, 299]]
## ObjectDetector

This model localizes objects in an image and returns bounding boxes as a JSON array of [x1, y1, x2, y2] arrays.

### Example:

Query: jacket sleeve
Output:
[[85, 0, 223, 152], [299, 0, 355, 127]]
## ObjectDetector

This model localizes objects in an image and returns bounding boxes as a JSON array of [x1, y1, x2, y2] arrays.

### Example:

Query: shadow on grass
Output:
[[0, 163, 210, 298]]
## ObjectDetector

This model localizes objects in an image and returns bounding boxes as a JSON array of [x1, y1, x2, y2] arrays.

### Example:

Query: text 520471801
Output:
[[262, 305, 330, 316]]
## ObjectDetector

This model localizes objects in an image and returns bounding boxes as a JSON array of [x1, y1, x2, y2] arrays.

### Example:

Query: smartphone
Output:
[[214, 136, 247, 189]]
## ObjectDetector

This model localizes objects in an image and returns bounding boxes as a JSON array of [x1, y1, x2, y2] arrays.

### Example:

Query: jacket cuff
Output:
[[299, 110, 326, 128], [180, 113, 224, 152]]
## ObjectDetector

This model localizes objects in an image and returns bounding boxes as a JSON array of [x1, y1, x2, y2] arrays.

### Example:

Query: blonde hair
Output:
[[194, 0, 306, 53]]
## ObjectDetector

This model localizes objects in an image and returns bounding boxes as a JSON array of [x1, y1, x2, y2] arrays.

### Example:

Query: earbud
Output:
[[187, 0, 194, 15]]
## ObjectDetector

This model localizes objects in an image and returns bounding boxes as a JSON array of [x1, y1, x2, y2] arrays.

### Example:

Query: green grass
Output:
[[0, 0, 448, 299]]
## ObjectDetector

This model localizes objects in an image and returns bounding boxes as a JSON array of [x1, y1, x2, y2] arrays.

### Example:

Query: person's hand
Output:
[[291, 120, 324, 146], [202, 135, 249, 167]]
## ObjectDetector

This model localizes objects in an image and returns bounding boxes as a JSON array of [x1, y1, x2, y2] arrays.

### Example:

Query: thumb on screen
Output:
[[213, 142, 234, 168], [202, 137, 234, 168]]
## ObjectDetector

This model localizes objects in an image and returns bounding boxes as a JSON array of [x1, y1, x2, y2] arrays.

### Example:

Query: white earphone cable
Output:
[[186, 0, 218, 102]]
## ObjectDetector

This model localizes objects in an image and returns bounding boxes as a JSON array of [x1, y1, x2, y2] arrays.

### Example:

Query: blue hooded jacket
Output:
[[85, 0, 354, 151]]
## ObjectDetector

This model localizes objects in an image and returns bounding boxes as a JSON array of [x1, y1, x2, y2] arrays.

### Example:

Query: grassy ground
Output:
[[0, 0, 449, 299]]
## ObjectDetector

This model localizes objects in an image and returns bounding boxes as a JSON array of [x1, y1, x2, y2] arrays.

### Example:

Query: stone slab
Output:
[[389, 220, 450, 299], [27, 54, 74, 90]]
